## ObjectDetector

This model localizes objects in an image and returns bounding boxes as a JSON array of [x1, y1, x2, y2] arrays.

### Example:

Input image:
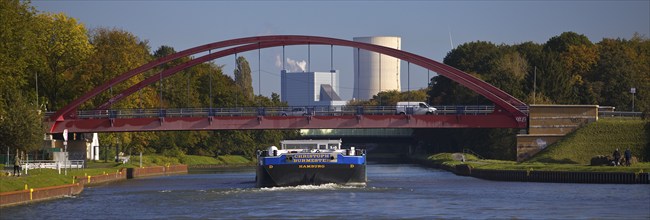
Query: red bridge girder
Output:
[[47, 114, 523, 134], [47, 35, 528, 133]]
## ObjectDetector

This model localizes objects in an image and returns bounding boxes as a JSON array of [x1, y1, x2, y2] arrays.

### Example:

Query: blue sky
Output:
[[32, 1, 650, 100]]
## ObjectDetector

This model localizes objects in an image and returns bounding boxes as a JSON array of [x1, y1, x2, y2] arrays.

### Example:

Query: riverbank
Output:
[[415, 118, 650, 184], [415, 153, 650, 184], [0, 154, 252, 192], [0, 153, 255, 207], [0, 165, 188, 207]]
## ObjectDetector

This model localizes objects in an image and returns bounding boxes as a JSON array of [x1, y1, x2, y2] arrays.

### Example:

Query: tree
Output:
[[0, 0, 37, 98], [80, 28, 157, 156], [0, 89, 43, 153], [83, 27, 154, 109], [152, 46, 186, 108], [0, 1, 44, 155], [271, 93, 282, 105], [419, 32, 649, 160], [592, 37, 650, 111], [438, 41, 508, 105], [541, 32, 597, 104], [195, 62, 225, 108], [489, 51, 528, 99], [234, 56, 254, 101], [31, 12, 93, 110], [428, 74, 484, 105], [371, 90, 402, 106], [535, 52, 573, 104], [544, 32, 593, 53]]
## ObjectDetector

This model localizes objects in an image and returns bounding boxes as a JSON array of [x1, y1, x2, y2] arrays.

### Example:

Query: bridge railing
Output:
[[431, 105, 495, 115], [52, 105, 506, 119]]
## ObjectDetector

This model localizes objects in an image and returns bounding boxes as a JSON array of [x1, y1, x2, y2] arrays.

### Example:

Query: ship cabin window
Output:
[[280, 141, 342, 151], [283, 143, 319, 150]]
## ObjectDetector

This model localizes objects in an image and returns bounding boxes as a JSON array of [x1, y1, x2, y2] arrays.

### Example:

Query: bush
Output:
[[590, 155, 610, 166], [162, 147, 185, 158]]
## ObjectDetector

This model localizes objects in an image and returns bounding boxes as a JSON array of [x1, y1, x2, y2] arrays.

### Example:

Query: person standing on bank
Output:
[[13, 153, 21, 177], [612, 148, 621, 166], [624, 148, 632, 166]]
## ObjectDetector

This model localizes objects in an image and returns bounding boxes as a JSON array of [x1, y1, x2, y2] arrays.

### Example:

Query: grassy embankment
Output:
[[0, 155, 252, 193], [426, 118, 650, 173]]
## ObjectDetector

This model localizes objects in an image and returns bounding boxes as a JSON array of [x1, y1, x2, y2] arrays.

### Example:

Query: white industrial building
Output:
[[353, 36, 401, 100], [280, 70, 346, 106]]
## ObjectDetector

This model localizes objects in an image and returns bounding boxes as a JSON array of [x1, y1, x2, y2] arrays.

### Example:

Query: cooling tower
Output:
[[353, 36, 401, 100]]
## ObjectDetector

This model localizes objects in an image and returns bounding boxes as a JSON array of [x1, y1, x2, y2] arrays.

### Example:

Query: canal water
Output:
[[2, 164, 649, 219]]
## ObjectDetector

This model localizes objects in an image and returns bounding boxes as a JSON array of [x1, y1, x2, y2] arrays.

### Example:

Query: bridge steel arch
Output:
[[48, 35, 528, 133]]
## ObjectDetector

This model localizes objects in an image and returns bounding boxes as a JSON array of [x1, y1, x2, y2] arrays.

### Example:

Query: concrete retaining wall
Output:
[[517, 105, 600, 161], [515, 134, 566, 161], [0, 183, 83, 206], [126, 165, 188, 179], [78, 169, 127, 186], [0, 164, 188, 207], [471, 169, 649, 184], [413, 157, 649, 184]]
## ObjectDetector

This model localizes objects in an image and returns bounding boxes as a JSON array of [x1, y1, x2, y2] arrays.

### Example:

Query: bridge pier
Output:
[[516, 105, 599, 162]]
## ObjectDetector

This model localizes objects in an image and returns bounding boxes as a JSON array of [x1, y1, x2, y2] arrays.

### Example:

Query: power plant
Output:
[[280, 70, 345, 107], [353, 36, 401, 100]]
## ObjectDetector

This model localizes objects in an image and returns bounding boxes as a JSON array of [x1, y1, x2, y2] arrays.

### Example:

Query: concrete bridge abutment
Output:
[[516, 105, 599, 162]]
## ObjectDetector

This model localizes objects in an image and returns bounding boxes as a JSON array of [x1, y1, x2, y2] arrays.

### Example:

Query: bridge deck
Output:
[[47, 113, 524, 133]]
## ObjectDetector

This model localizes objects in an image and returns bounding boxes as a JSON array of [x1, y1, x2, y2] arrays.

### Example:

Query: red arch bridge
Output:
[[46, 35, 529, 134]]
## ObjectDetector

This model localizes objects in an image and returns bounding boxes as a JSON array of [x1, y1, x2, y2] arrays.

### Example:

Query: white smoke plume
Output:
[[275, 55, 307, 72]]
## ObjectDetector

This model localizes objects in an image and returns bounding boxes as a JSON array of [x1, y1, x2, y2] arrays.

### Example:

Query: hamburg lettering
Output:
[[298, 164, 325, 169]]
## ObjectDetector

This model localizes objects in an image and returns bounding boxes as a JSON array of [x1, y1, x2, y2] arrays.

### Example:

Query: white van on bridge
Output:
[[395, 102, 437, 115]]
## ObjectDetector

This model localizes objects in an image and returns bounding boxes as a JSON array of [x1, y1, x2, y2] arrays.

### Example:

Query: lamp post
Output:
[[115, 137, 121, 163], [63, 129, 68, 152], [63, 129, 68, 175], [630, 88, 636, 112]]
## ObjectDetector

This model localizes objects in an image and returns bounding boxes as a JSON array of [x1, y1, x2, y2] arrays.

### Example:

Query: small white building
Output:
[[280, 70, 345, 106]]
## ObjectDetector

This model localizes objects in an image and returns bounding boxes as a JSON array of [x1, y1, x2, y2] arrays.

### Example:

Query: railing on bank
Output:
[[462, 148, 485, 160], [21, 160, 84, 170], [599, 111, 644, 118]]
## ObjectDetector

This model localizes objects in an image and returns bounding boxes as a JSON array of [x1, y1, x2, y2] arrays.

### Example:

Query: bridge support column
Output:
[[516, 105, 599, 162]]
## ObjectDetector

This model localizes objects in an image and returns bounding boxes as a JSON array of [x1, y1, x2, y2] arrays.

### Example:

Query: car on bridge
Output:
[[395, 101, 437, 115], [280, 107, 313, 116]]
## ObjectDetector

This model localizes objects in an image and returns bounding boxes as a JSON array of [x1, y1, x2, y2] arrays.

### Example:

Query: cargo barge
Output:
[[256, 139, 366, 187]]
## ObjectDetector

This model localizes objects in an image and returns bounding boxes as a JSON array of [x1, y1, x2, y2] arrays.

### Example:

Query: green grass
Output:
[[428, 153, 650, 173], [0, 154, 253, 193], [92, 154, 253, 167], [1, 166, 130, 193], [172, 154, 253, 166], [213, 155, 253, 165], [527, 118, 648, 164], [427, 119, 650, 173]]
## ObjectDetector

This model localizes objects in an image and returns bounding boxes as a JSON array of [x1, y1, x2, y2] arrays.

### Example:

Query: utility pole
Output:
[[35, 72, 38, 107], [533, 66, 537, 105], [630, 88, 636, 112]]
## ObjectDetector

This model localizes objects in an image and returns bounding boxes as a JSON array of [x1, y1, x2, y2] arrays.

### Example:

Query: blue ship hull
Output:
[[256, 154, 366, 187]]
